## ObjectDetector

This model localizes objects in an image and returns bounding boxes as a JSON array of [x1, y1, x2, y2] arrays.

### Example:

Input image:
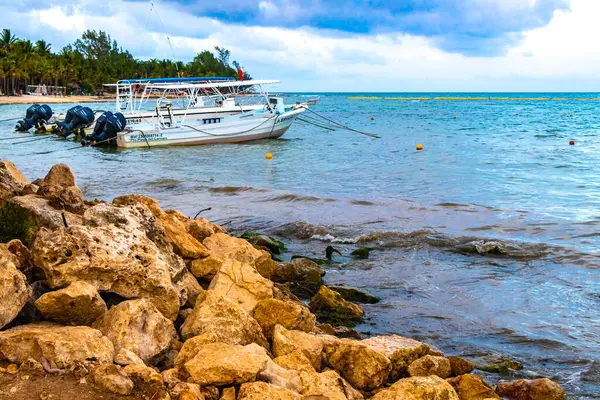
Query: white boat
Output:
[[88, 80, 307, 148]]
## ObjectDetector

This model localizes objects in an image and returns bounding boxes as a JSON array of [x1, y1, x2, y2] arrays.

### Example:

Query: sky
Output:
[[2, 0, 600, 92]]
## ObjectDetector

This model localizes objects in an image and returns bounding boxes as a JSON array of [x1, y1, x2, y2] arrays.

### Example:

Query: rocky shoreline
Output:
[[0, 160, 566, 400]]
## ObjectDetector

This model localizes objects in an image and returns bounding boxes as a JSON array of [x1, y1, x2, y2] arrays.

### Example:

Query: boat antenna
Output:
[[150, 1, 180, 76]]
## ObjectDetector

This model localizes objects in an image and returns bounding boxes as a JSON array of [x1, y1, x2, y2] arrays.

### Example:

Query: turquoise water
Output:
[[1, 94, 599, 398]]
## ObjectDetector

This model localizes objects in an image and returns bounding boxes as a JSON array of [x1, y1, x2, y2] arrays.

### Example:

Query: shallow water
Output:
[[1, 94, 599, 398]]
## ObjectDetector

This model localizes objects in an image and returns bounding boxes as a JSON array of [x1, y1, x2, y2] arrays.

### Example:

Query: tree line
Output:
[[0, 29, 251, 96]]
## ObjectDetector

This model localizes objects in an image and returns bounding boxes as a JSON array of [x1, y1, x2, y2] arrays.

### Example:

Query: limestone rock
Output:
[[36, 164, 85, 214], [299, 370, 364, 400], [0, 323, 113, 366], [92, 299, 177, 365], [208, 259, 274, 313], [34, 281, 106, 325], [189, 233, 277, 280], [318, 324, 362, 340], [371, 375, 459, 400], [92, 364, 134, 395], [241, 232, 286, 255], [252, 298, 317, 339], [115, 348, 146, 366], [123, 364, 166, 396], [326, 285, 380, 304], [274, 350, 316, 373], [428, 344, 445, 357], [496, 378, 565, 400], [361, 335, 430, 381], [309, 286, 364, 327], [0, 160, 29, 200], [447, 356, 475, 376], [32, 216, 182, 320], [174, 333, 220, 368], [324, 338, 391, 391], [272, 258, 325, 298], [176, 341, 271, 386], [220, 387, 236, 400], [40, 164, 76, 188], [407, 355, 452, 378], [447, 374, 499, 400], [1, 239, 32, 273], [187, 217, 227, 242], [176, 270, 205, 308], [272, 325, 324, 372], [239, 381, 301, 400], [258, 359, 303, 392], [0, 252, 31, 328], [470, 354, 523, 373], [180, 291, 268, 348]]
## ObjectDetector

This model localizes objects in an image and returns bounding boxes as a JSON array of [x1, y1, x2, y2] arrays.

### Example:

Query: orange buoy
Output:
[[562, 113, 565, 117], [265, 153, 273, 159], [452, 116, 457, 119], [416, 144, 423, 151], [569, 140, 575, 145]]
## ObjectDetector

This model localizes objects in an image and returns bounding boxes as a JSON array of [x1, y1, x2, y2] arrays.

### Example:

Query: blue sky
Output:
[[3, 0, 600, 91]]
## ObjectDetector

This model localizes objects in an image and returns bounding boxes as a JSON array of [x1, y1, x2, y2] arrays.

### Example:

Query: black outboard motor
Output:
[[54, 106, 95, 137], [82, 112, 126, 146], [15, 104, 53, 131]]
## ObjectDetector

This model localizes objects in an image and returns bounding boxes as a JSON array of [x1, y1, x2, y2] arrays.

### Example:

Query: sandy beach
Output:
[[0, 95, 112, 105]]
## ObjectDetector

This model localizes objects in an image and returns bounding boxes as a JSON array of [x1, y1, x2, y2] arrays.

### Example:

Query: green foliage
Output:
[[0, 29, 251, 95], [0, 202, 36, 245]]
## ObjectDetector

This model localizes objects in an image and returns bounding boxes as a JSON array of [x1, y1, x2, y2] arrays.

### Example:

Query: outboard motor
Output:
[[15, 104, 53, 131], [82, 112, 126, 146], [54, 106, 95, 137]]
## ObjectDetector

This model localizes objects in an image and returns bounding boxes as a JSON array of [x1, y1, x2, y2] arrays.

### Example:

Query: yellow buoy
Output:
[[452, 116, 457, 119], [416, 144, 423, 151], [562, 113, 565, 117], [265, 153, 273, 160]]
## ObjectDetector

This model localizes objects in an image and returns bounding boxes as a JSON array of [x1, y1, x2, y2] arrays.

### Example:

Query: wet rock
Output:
[[241, 232, 286, 255], [407, 355, 452, 378], [290, 255, 332, 266], [186, 217, 227, 242], [272, 258, 325, 298], [32, 212, 183, 320], [92, 298, 177, 365], [495, 378, 565, 400], [0, 323, 113, 366], [258, 359, 303, 392], [175, 341, 270, 386], [188, 232, 277, 280], [274, 282, 305, 305], [326, 285, 379, 304], [447, 356, 475, 376], [371, 375, 459, 400], [180, 291, 268, 348], [299, 369, 364, 400], [0, 160, 29, 200], [428, 344, 445, 357], [350, 248, 372, 259], [318, 324, 362, 340], [447, 374, 499, 400], [239, 381, 301, 400], [176, 270, 205, 308], [582, 361, 600, 382], [323, 338, 391, 391], [0, 250, 31, 328], [208, 259, 274, 313], [252, 298, 317, 339], [34, 281, 107, 325], [272, 325, 324, 372], [361, 335, 430, 381], [92, 364, 134, 395], [471, 354, 523, 373], [274, 350, 316, 373], [309, 286, 364, 327]]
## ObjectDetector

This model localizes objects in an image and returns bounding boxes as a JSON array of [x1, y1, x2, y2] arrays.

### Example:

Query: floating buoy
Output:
[[569, 140, 575, 145], [562, 113, 565, 117], [265, 153, 273, 159], [452, 116, 457, 119], [515, 113, 519, 116], [416, 144, 423, 151], [370, 117, 374, 121], [570, 113, 574, 117]]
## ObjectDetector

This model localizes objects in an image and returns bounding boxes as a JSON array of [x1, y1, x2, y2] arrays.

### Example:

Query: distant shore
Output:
[[0, 95, 112, 105]]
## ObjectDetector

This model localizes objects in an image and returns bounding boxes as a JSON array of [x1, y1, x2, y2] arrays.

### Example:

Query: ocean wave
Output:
[[207, 186, 268, 194]]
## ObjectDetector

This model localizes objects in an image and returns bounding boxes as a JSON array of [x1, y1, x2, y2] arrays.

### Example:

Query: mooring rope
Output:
[[0, 117, 21, 123], [11, 135, 55, 145], [297, 117, 336, 131], [301, 106, 380, 138]]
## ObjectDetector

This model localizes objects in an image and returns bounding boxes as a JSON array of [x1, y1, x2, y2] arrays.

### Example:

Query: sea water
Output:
[[1, 93, 599, 398]]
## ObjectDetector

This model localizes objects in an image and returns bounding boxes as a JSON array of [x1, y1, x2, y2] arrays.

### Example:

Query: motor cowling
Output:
[[15, 104, 52, 131], [82, 112, 126, 146], [91, 111, 113, 138], [55, 106, 95, 137]]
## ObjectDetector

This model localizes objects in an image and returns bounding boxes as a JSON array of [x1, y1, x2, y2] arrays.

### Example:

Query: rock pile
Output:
[[0, 160, 566, 400]]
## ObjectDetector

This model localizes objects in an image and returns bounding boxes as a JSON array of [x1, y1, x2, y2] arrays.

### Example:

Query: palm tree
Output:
[[35, 40, 51, 55], [0, 29, 16, 50]]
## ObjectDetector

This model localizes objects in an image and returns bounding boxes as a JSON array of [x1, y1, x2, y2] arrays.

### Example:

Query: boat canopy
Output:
[[104, 76, 234, 86], [147, 79, 280, 90]]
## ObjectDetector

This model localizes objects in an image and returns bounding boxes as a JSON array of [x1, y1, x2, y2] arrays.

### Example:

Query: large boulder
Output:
[[274, 350, 316, 373], [272, 325, 324, 372], [0, 160, 29, 200], [447, 356, 475, 376], [176, 270, 205, 308], [371, 376, 459, 400], [32, 204, 185, 320], [188, 233, 276, 280], [327, 285, 380, 304], [271, 258, 325, 298], [113, 194, 210, 260], [252, 298, 317, 339], [447, 374, 499, 400], [0, 248, 31, 328], [36, 164, 86, 214], [309, 286, 364, 327], [361, 335, 430, 381], [299, 370, 364, 400], [407, 355, 452, 378], [92, 299, 177, 365], [0, 323, 113, 367], [39, 164, 76, 188], [258, 359, 303, 392], [208, 259, 274, 313], [323, 338, 391, 391], [238, 381, 301, 400], [175, 341, 271, 386], [34, 281, 106, 325], [495, 378, 565, 400], [180, 291, 268, 348]]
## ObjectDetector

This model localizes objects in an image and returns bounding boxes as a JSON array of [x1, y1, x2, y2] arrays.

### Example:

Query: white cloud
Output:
[[3, 0, 600, 91]]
